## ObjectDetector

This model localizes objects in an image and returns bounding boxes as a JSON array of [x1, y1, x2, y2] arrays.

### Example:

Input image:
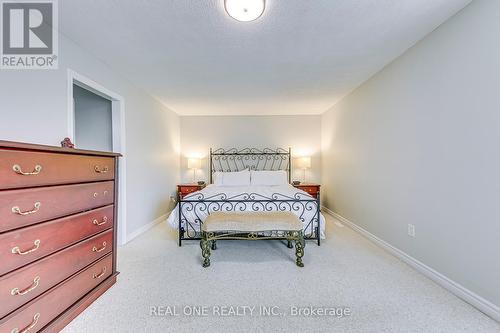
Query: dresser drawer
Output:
[[178, 185, 204, 199], [0, 206, 114, 276], [181, 187, 198, 195], [0, 182, 114, 233], [0, 149, 115, 190], [0, 230, 113, 318], [296, 185, 320, 198], [301, 186, 318, 194], [0, 254, 112, 333]]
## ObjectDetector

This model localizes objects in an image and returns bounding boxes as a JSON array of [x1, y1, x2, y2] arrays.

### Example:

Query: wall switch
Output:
[[407, 224, 416, 237]]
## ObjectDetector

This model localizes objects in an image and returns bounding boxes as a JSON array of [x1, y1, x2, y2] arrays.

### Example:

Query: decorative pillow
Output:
[[221, 169, 251, 186], [250, 170, 288, 186]]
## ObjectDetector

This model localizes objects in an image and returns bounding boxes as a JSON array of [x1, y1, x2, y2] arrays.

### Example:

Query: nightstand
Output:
[[293, 183, 320, 198], [177, 184, 206, 199]]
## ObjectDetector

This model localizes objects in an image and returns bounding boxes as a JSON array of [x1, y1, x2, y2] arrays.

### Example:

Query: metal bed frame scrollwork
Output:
[[178, 148, 321, 246]]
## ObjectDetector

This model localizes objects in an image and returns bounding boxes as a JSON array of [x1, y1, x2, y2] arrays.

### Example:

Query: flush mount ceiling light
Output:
[[224, 0, 265, 22]]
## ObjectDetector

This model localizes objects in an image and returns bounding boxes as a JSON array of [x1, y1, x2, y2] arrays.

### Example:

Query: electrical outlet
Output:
[[407, 224, 416, 237]]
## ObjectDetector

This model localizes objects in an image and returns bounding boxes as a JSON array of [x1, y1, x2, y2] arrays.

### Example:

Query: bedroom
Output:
[[0, 0, 499, 332]]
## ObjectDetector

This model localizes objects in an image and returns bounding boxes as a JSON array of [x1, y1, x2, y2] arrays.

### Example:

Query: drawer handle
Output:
[[11, 276, 41, 296], [93, 266, 107, 279], [93, 191, 109, 198], [12, 202, 41, 216], [92, 242, 107, 253], [94, 165, 109, 173], [93, 216, 108, 226], [12, 164, 42, 176], [10, 313, 40, 333], [11, 240, 41, 255]]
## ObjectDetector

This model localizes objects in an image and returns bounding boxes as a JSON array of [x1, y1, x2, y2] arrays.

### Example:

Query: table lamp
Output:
[[187, 158, 201, 183], [297, 156, 311, 183]]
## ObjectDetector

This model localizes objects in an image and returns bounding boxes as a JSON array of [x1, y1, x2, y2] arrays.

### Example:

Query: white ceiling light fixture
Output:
[[224, 0, 265, 22]]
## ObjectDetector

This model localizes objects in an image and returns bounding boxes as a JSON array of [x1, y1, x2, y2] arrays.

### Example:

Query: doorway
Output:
[[67, 70, 127, 245]]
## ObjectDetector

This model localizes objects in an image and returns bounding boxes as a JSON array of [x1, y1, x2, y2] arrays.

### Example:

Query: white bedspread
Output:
[[167, 184, 326, 238]]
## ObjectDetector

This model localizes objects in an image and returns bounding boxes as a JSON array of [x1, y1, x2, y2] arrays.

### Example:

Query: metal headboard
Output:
[[209, 148, 292, 184]]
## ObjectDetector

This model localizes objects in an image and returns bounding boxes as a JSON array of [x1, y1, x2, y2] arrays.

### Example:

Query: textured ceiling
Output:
[[59, 0, 471, 115]]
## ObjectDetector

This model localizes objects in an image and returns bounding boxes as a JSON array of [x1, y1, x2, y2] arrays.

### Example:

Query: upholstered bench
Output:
[[200, 211, 305, 268]]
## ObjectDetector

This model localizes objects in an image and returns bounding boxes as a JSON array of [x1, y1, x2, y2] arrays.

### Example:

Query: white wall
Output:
[[322, 0, 500, 308], [0, 33, 180, 241], [180, 115, 321, 184]]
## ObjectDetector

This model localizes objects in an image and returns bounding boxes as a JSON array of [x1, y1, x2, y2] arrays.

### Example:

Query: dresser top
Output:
[[0, 140, 122, 157]]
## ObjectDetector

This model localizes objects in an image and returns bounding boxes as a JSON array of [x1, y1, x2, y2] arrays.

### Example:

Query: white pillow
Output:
[[250, 170, 288, 186], [221, 169, 251, 186], [213, 172, 223, 185]]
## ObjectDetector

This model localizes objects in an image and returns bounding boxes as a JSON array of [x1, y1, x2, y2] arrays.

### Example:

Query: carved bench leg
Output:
[[286, 231, 294, 248], [211, 241, 217, 250], [295, 231, 305, 267], [200, 233, 211, 268]]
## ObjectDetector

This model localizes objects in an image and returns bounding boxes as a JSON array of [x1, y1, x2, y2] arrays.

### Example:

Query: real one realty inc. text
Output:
[[150, 305, 352, 318]]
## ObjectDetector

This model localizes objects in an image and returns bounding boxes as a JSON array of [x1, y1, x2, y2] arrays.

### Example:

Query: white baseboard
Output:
[[125, 213, 168, 244], [321, 206, 500, 323]]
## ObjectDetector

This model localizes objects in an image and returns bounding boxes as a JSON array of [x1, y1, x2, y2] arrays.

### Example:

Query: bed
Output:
[[167, 148, 325, 246]]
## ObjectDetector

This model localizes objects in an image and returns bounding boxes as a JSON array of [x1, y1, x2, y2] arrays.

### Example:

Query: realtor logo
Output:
[[1, 0, 58, 69]]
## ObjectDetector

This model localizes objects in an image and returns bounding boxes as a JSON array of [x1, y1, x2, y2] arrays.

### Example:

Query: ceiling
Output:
[[59, 0, 471, 116]]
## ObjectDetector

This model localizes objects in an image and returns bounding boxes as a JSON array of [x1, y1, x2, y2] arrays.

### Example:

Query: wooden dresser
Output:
[[0, 140, 120, 333]]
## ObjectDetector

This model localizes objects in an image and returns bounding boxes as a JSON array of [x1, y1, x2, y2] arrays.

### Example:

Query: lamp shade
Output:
[[297, 156, 311, 169], [225, 0, 265, 22], [187, 158, 201, 169]]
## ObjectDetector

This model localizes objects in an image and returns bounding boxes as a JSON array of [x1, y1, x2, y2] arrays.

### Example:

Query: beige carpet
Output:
[[62, 214, 500, 333]]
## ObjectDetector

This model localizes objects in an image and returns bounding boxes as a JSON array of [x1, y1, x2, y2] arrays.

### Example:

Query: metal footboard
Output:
[[178, 192, 321, 246]]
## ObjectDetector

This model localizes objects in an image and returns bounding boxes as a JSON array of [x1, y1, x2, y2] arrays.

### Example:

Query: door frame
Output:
[[67, 69, 128, 245]]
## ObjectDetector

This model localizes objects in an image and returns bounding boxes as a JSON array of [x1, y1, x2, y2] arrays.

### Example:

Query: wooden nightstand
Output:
[[293, 183, 320, 198], [177, 183, 206, 199]]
